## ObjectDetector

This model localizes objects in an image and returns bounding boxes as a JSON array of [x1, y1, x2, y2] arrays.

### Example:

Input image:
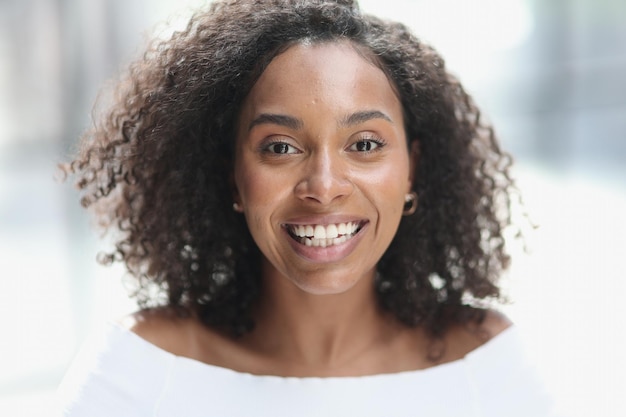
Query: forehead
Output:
[[238, 41, 403, 124]]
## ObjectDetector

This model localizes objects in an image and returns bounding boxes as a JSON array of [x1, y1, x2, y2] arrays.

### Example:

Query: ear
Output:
[[229, 168, 244, 213], [407, 139, 420, 191]]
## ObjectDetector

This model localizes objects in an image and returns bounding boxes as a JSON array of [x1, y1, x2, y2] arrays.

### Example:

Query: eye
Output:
[[348, 137, 385, 152], [263, 141, 300, 154]]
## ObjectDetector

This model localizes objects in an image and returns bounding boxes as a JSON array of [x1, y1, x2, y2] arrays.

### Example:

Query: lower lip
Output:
[[283, 224, 368, 263]]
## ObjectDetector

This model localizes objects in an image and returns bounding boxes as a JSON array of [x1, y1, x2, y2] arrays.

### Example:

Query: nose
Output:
[[294, 149, 354, 205]]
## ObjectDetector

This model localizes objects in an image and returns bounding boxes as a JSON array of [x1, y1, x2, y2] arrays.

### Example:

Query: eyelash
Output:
[[349, 135, 387, 153], [260, 139, 300, 155], [259, 135, 387, 155]]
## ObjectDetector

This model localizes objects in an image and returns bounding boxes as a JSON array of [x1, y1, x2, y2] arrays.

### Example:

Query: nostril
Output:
[[294, 166, 354, 204], [294, 179, 354, 204]]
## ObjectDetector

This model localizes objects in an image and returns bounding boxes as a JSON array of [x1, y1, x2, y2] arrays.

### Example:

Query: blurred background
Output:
[[0, 0, 624, 416]]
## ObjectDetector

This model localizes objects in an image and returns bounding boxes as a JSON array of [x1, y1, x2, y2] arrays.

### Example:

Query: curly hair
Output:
[[65, 0, 516, 337]]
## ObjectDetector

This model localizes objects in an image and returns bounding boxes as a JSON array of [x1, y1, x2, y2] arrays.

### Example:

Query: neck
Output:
[[244, 261, 396, 373]]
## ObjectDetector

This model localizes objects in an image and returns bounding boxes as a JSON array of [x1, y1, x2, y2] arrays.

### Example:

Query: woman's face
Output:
[[234, 41, 414, 295]]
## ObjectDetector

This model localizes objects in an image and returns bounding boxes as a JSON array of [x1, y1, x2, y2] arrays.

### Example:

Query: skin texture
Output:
[[129, 42, 511, 377], [129, 305, 510, 377], [234, 42, 414, 296]]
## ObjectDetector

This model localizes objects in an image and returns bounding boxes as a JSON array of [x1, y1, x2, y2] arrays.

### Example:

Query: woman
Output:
[[58, 0, 553, 415]]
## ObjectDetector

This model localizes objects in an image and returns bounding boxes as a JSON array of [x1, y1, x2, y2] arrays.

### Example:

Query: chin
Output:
[[289, 272, 365, 296]]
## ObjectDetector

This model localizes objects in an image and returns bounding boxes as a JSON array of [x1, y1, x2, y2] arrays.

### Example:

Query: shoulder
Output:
[[119, 307, 200, 357], [120, 307, 234, 364], [457, 312, 556, 415], [460, 308, 513, 341], [438, 308, 513, 363], [58, 313, 179, 416], [479, 308, 513, 338]]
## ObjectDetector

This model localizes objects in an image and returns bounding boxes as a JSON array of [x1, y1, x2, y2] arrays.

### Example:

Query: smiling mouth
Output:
[[285, 221, 366, 248]]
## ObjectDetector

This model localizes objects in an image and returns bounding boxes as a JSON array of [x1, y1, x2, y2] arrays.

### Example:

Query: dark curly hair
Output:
[[65, 0, 516, 337]]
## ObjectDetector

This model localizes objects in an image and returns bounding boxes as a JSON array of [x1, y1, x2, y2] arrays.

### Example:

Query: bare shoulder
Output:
[[120, 308, 251, 370], [480, 308, 513, 339], [118, 307, 200, 356], [438, 308, 513, 363]]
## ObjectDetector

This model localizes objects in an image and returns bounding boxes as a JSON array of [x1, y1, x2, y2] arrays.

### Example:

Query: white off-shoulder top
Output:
[[57, 323, 554, 416]]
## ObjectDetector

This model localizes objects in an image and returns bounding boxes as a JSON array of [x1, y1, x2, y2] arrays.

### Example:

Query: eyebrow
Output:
[[247, 110, 393, 132], [248, 114, 303, 131], [339, 110, 392, 127]]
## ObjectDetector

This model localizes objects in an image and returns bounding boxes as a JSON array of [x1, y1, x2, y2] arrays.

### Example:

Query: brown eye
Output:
[[349, 138, 384, 152], [265, 142, 298, 154]]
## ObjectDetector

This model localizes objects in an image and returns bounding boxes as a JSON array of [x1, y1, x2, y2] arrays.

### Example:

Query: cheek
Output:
[[237, 165, 286, 209], [373, 158, 410, 196], [371, 159, 410, 222], [236, 169, 273, 244], [235, 154, 265, 205]]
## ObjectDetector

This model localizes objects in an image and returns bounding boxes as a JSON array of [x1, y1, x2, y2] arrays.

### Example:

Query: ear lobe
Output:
[[229, 170, 243, 212], [408, 139, 420, 189]]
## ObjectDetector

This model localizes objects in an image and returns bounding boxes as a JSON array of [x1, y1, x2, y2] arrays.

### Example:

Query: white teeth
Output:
[[289, 221, 362, 248], [291, 222, 357, 238]]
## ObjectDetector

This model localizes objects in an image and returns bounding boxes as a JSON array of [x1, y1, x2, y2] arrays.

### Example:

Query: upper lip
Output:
[[281, 214, 368, 226]]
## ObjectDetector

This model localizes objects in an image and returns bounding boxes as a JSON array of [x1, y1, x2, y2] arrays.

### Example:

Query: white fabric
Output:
[[57, 323, 554, 416]]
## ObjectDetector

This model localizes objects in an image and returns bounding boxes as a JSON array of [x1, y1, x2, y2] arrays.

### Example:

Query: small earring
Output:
[[233, 202, 243, 212], [403, 191, 418, 216]]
